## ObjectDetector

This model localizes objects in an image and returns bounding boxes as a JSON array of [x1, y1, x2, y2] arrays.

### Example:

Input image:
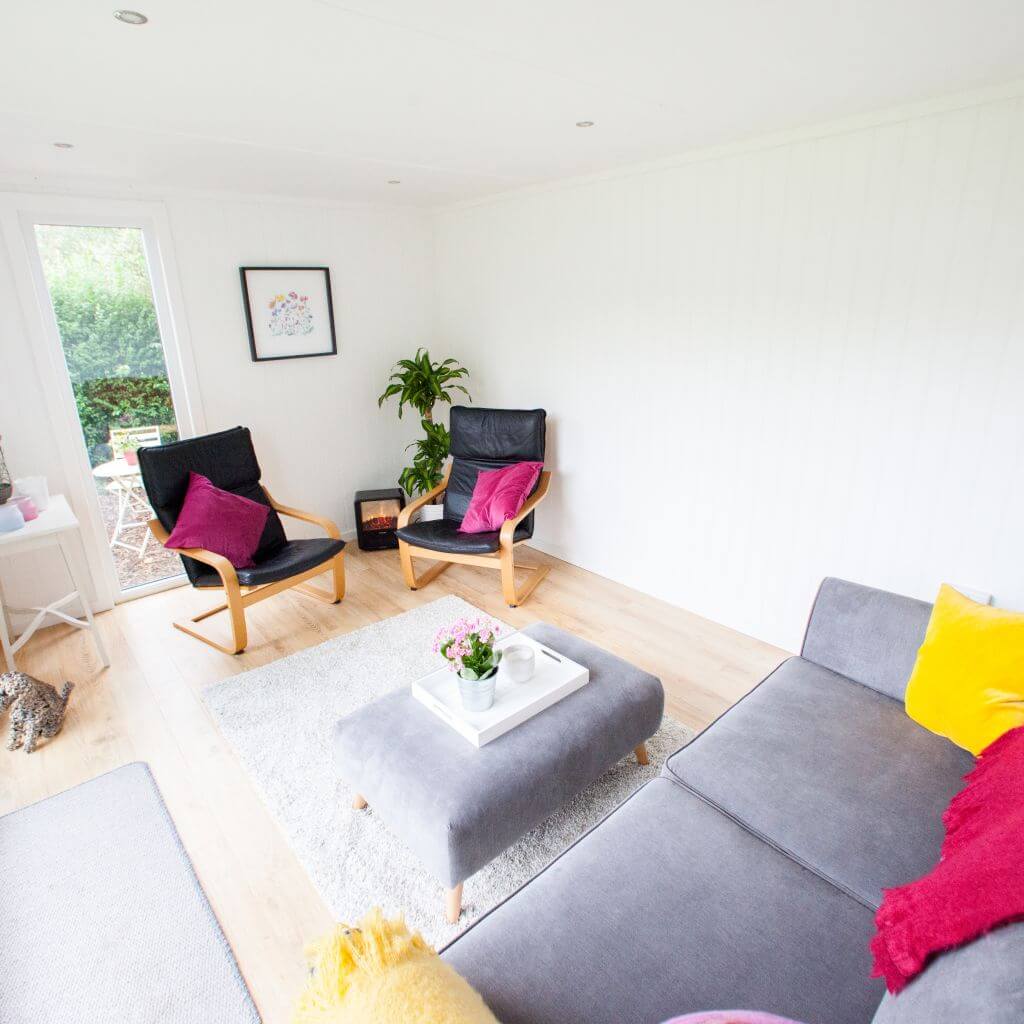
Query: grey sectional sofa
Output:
[[442, 578, 1020, 1023]]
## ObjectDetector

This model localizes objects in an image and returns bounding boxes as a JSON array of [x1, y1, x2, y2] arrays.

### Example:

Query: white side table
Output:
[[0, 494, 110, 672]]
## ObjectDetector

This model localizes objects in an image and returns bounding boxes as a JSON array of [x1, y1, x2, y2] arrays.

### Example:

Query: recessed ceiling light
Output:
[[575, 120, 595, 128], [387, 179, 401, 185], [113, 9, 148, 25], [53, 142, 75, 149]]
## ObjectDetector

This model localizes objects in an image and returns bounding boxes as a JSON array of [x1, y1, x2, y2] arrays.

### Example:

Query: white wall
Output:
[[0, 191, 434, 611], [163, 197, 433, 534], [434, 91, 1024, 651]]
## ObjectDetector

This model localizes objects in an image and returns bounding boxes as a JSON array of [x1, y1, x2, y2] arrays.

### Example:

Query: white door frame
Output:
[[0, 193, 206, 608]]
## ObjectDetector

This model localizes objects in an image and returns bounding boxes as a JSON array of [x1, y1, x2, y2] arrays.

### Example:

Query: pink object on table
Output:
[[661, 1014, 807, 1024], [123, 449, 139, 467], [458, 461, 543, 534], [164, 472, 270, 568], [871, 723, 1024, 993], [10, 495, 38, 521]]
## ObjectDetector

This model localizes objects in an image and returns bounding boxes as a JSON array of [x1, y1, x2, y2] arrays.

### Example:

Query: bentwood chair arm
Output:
[[499, 471, 552, 547], [146, 519, 240, 590], [264, 490, 341, 540], [397, 468, 451, 529]]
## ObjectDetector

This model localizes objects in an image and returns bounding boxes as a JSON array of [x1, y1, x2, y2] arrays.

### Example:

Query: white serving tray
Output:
[[411, 632, 589, 747]]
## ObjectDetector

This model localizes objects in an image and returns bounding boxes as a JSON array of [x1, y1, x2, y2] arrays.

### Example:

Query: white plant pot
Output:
[[459, 670, 497, 712], [414, 502, 445, 524]]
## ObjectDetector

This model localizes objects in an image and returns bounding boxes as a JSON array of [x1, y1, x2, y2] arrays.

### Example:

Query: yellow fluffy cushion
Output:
[[292, 909, 498, 1024], [905, 584, 1024, 754]]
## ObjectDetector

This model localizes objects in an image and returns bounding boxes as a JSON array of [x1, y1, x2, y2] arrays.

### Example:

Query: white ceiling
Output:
[[2, 1, 1022, 206]]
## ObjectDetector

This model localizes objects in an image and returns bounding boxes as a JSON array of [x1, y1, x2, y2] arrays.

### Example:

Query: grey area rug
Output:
[[0, 762, 260, 1024], [204, 595, 693, 946]]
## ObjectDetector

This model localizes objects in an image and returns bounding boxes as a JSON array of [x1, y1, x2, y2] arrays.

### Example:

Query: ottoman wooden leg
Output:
[[352, 793, 368, 810], [634, 743, 649, 766], [445, 883, 463, 924]]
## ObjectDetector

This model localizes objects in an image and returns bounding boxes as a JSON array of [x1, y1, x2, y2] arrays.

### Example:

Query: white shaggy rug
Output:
[[203, 596, 692, 946]]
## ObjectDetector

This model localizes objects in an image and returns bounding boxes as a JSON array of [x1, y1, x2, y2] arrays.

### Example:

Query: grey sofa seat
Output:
[[663, 656, 972, 908], [443, 777, 884, 1024]]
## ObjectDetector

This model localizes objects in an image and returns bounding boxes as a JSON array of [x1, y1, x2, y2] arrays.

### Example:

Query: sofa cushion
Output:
[[904, 583, 1024, 754], [870, 921, 1024, 1023], [801, 578, 932, 701], [663, 657, 973, 908], [442, 778, 883, 1024]]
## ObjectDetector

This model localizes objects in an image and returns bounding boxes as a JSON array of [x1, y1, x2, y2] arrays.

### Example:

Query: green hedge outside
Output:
[[37, 225, 178, 468]]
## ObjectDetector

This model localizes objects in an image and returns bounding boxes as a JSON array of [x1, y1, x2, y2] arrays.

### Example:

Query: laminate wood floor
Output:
[[0, 544, 786, 1023]]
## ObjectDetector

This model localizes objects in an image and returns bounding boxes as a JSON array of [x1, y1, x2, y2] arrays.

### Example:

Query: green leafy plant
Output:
[[398, 419, 451, 497], [378, 348, 471, 495], [36, 225, 176, 467]]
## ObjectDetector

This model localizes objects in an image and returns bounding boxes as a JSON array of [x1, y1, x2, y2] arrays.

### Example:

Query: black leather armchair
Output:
[[395, 407, 551, 607], [138, 426, 345, 654]]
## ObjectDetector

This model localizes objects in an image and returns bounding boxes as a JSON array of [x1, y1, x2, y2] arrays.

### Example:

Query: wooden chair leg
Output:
[[445, 882, 463, 924], [173, 581, 248, 655], [399, 541, 452, 591], [500, 545, 518, 606], [331, 552, 346, 601], [635, 742, 649, 766], [399, 539, 418, 589], [296, 553, 346, 604], [500, 545, 551, 608]]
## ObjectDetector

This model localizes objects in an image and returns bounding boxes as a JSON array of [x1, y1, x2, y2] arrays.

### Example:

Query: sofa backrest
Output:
[[801, 578, 933, 702]]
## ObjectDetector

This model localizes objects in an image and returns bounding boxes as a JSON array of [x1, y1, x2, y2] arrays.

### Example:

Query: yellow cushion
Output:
[[292, 909, 498, 1024], [905, 584, 1024, 754]]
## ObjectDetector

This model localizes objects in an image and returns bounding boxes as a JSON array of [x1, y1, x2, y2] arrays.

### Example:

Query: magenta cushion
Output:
[[661, 1014, 807, 1024], [164, 472, 270, 569], [458, 461, 543, 534]]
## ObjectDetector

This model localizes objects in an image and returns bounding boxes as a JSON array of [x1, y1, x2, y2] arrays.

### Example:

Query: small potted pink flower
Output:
[[434, 616, 504, 712]]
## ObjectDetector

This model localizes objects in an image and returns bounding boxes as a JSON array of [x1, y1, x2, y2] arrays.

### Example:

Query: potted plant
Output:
[[434, 617, 504, 712], [378, 349, 472, 507]]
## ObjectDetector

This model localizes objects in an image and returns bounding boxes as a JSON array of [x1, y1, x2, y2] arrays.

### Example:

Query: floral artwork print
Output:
[[267, 291, 314, 337], [241, 267, 336, 361]]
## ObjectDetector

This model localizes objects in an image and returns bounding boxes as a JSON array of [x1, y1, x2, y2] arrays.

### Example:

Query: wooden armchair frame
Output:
[[148, 489, 345, 655], [396, 469, 552, 607]]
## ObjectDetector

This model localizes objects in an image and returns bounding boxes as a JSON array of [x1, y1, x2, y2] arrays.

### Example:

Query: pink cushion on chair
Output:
[[164, 472, 270, 568], [458, 461, 543, 534]]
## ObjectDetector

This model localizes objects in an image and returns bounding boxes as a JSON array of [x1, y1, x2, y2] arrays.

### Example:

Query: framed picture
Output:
[[239, 266, 337, 362]]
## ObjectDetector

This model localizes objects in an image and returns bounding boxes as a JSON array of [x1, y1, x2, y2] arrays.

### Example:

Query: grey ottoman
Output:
[[332, 622, 664, 922]]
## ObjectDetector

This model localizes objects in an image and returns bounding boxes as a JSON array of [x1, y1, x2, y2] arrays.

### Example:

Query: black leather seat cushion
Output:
[[396, 519, 531, 555], [137, 426, 288, 585], [193, 538, 345, 588]]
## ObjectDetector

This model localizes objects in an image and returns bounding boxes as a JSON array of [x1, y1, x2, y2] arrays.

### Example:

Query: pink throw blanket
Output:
[[871, 724, 1024, 992]]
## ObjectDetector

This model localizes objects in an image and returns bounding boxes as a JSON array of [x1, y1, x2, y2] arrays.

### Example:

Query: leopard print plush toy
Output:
[[0, 672, 74, 753]]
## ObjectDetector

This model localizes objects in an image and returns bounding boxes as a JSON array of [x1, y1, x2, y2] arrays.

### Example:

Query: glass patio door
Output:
[[32, 224, 185, 595]]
